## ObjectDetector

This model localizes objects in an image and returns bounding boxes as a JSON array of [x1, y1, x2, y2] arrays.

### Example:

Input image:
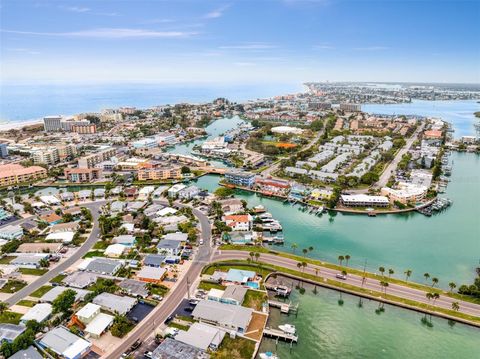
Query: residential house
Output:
[[20, 303, 52, 324], [39, 326, 91, 359], [92, 292, 137, 315], [157, 239, 182, 256], [222, 214, 252, 231], [136, 266, 166, 284], [191, 300, 253, 334], [0, 225, 23, 240], [175, 323, 226, 352], [143, 254, 166, 268]]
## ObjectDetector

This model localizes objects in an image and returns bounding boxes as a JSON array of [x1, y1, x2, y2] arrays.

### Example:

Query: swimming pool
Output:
[[246, 281, 260, 289]]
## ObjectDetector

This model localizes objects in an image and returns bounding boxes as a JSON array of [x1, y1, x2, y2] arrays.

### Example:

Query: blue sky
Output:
[[1, 0, 479, 85]]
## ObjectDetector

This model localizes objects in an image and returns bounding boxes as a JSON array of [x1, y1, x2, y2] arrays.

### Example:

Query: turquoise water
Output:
[[166, 115, 245, 168], [193, 151, 480, 287], [258, 281, 480, 359], [363, 100, 480, 138]]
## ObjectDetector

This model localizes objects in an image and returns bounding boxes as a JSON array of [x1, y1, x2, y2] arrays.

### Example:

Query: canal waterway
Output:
[[193, 151, 480, 287], [257, 280, 480, 359]]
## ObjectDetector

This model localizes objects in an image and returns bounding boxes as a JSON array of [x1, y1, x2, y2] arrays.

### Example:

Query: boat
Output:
[[278, 324, 296, 335], [259, 352, 279, 359], [253, 205, 266, 213]]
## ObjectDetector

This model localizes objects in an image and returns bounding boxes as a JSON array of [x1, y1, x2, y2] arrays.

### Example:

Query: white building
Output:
[[0, 225, 23, 240], [271, 126, 304, 135], [340, 194, 389, 207]]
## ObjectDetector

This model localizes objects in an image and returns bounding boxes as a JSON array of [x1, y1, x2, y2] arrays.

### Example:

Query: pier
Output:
[[268, 299, 298, 314], [263, 327, 298, 343]]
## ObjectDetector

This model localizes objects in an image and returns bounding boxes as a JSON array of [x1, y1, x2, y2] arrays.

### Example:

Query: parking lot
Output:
[[127, 301, 155, 323]]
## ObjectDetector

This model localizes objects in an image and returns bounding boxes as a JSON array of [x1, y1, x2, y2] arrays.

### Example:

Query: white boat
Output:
[[259, 352, 279, 359], [278, 324, 296, 335]]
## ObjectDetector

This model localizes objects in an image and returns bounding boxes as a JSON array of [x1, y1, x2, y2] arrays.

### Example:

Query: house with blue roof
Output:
[[225, 269, 256, 284]]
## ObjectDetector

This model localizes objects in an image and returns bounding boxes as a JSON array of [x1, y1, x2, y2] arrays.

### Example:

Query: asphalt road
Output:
[[374, 123, 425, 189], [213, 250, 480, 317], [103, 201, 213, 359], [4, 201, 105, 306]]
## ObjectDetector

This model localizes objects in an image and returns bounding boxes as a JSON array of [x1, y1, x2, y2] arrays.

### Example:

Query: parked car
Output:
[[152, 295, 163, 301], [130, 340, 142, 351], [335, 273, 347, 280], [184, 306, 195, 313], [144, 351, 153, 359]]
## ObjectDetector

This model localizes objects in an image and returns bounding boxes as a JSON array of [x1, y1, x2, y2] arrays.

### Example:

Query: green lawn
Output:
[[50, 274, 66, 284], [243, 289, 268, 310], [93, 241, 110, 250], [211, 336, 256, 359], [168, 322, 190, 331], [0, 280, 27, 293], [17, 299, 38, 307], [30, 285, 53, 297], [19, 268, 49, 276], [198, 281, 226, 291], [82, 250, 105, 258], [0, 256, 15, 264], [0, 311, 22, 324], [149, 283, 169, 296], [202, 261, 273, 280]]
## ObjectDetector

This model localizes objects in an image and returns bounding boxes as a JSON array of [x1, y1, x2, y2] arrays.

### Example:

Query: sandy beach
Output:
[[0, 119, 43, 131]]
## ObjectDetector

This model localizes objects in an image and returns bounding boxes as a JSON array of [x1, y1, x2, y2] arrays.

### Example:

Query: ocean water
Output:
[[0, 83, 302, 124], [363, 100, 480, 138]]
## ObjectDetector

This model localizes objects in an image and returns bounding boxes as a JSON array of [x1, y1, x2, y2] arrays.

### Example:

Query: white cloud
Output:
[[64, 6, 90, 13], [219, 43, 277, 50], [2, 28, 198, 39], [313, 44, 335, 50], [7, 48, 40, 55], [205, 5, 230, 19]]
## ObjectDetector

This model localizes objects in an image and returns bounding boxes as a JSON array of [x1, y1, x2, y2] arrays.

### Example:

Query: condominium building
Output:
[[78, 147, 116, 168], [72, 123, 97, 134], [33, 148, 60, 165], [339, 103, 361, 112], [224, 171, 256, 188], [0, 164, 47, 186], [64, 168, 103, 183], [137, 165, 181, 181]]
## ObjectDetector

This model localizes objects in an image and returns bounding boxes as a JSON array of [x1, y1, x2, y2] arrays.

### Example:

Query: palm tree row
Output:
[[337, 254, 351, 266]]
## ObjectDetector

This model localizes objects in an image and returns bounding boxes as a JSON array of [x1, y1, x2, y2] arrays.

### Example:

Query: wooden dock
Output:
[[263, 327, 298, 343], [268, 300, 298, 314]]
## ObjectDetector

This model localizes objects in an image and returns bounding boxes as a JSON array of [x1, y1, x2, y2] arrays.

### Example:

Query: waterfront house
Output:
[[151, 337, 208, 359], [191, 300, 253, 334], [175, 323, 226, 352], [222, 214, 252, 231], [225, 268, 256, 284]]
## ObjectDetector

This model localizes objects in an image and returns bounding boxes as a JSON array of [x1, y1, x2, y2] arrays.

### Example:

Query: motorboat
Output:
[[278, 324, 296, 335]]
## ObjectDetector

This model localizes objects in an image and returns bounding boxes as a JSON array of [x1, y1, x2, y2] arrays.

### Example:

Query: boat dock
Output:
[[263, 327, 298, 343], [268, 299, 298, 314]]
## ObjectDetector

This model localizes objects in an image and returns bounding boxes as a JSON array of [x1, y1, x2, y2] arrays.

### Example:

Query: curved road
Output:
[[4, 201, 105, 306], [213, 250, 480, 318]]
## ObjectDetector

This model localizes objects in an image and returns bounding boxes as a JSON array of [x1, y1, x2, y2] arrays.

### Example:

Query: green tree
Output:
[[424, 273, 430, 283], [0, 301, 8, 315], [379, 266, 385, 277], [338, 255, 345, 266], [52, 289, 76, 314], [291, 243, 298, 254], [431, 277, 439, 287], [345, 254, 351, 266], [302, 248, 308, 257], [451, 302, 460, 311], [404, 269, 412, 282], [181, 166, 191, 174], [388, 268, 394, 278], [214, 187, 234, 199], [111, 314, 133, 338], [449, 282, 457, 293]]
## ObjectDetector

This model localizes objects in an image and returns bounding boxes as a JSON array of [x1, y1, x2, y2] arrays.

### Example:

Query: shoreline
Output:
[[0, 119, 43, 131]]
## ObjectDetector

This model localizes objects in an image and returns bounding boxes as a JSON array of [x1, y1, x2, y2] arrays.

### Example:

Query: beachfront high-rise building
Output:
[[339, 103, 362, 112], [43, 116, 63, 132]]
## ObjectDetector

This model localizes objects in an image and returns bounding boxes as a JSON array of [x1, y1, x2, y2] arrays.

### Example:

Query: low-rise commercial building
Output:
[[340, 194, 389, 207]]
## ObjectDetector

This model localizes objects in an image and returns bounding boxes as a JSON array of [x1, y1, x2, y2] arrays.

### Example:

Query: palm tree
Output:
[[302, 248, 308, 257], [308, 246, 314, 255], [341, 270, 347, 276], [424, 273, 430, 283], [451, 302, 460, 311], [254, 252, 260, 262], [301, 262, 307, 274], [291, 243, 298, 254], [432, 293, 440, 305], [431, 277, 439, 287], [338, 255, 345, 266], [388, 268, 394, 278], [345, 254, 351, 266], [297, 262, 302, 271], [426, 292, 433, 304], [249, 252, 254, 262], [404, 269, 412, 282], [379, 266, 385, 277], [380, 281, 389, 297], [448, 282, 456, 293]]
